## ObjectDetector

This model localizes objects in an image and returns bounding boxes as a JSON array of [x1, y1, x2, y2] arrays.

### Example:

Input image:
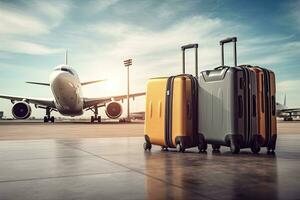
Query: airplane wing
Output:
[[26, 82, 50, 86], [0, 94, 56, 108], [26, 79, 106, 86], [83, 92, 145, 109], [81, 80, 106, 86], [280, 108, 300, 113]]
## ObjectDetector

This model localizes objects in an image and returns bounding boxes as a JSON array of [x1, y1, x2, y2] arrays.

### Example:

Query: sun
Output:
[[101, 75, 125, 95]]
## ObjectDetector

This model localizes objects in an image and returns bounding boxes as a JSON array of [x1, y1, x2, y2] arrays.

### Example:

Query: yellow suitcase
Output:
[[143, 44, 206, 152]]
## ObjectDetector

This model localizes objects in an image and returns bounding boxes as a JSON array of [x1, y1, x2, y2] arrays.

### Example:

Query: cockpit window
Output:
[[61, 67, 74, 75], [55, 67, 74, 75]]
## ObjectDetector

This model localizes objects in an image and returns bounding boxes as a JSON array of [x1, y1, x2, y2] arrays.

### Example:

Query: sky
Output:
[[0, 0, 300, 118]]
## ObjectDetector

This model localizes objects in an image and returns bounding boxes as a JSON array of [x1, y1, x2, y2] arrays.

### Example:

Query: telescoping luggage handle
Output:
[[181, 43, 198, 78], [220, 37, 237, 67]]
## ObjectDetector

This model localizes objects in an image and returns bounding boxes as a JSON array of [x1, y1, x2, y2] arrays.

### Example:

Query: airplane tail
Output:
[[284, 93, 287, 106], [65, 50, 68, 65]]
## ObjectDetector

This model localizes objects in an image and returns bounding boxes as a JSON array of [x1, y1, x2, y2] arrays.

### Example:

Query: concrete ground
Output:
[[0, 120, 145, 140], [0, 120, 299, 199]]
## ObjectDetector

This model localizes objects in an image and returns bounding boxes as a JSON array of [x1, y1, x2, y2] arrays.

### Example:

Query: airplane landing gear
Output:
[[284, 113, 294, 121], [90, 106, 101, 123], [44, 107, 54, 123]]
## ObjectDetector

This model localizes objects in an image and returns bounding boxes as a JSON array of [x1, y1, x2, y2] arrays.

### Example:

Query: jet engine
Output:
[[105, 102, 122, 119], [12, 102, 32, 119]]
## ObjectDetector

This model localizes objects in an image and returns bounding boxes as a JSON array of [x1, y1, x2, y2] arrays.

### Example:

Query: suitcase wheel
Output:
[[161, 147, 168, 151], [143, 142, 152, 151], [198, 143, 207, 153], [267, 135, 276, 155], [230, 139, 240, 154], [251, 139, 261, 154], [267, 147, 275, 155], [176, 143, 185, 153], [212, 144, 221, 152], [267, 150, 275, 155], [251, 145, 261, 154]]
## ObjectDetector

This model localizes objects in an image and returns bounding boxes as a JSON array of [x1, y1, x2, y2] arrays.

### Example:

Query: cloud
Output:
[[277, 79, 300, 92], [0, 1, 70, 55], [0, 40, 63, 55], [90, 16, 226, 57], [238, 39, 300, 67], [31, 0, 70, 27], [84, 0, 120, 14], [0, 7, 48, 36], [290, 0, 300, 30], [0, 1, 70, 36], [85, 14, 299, 74], [69, 15, 228, 82], [277, 79, 300, 107]]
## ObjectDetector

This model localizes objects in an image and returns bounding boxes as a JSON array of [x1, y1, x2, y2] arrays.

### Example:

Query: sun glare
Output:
[[101, 76, 125, 95]]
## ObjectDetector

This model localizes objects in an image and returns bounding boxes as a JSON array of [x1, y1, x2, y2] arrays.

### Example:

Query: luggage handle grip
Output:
[[220, 37, 237, 45], [181, 43, 198, 78], [181, 44, 198, 50], [214, 66, 227, 70], [220, 36, 237, 67]]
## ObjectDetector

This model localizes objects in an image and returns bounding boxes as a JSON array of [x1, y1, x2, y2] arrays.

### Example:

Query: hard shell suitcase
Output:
[[239, 65, 260, 153], [198, 37, 259, 153], [250, 66, 277, 153], [268, 70, 277, 152], [144, 44, 206, 152], [248, 67, 266, 142]]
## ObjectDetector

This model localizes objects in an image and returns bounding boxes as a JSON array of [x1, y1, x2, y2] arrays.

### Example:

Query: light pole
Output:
[[123, 59, 132, 122]]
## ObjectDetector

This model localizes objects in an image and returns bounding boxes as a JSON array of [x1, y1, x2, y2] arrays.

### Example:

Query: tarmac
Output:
[[0, 120, 299, 200]]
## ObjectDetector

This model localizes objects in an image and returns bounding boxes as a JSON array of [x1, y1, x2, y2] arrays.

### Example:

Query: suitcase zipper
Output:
[[240, 67, 251, 146], [185, 75, 198, 145], [246, 67, 253, 146], [264, 70, 271, 144], [165, 75, 198, 148], [165, 76, 175, 147]]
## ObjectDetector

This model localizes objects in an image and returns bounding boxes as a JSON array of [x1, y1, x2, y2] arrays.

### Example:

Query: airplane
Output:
[[0, 51, 145, 123], [276, 94, 300, 121]]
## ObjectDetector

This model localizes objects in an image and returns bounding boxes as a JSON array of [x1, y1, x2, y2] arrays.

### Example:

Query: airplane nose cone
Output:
[[50, 71, 78, 109], [51, 71, 77, 91], [50, 71, 67, 86]]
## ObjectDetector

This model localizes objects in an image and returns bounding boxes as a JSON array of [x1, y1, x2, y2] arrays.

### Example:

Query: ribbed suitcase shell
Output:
[[251, 67, 266, 140], [198, 67, 247, 147], [258, 67, 277, 150], [269, 71, 277, 149], [240, 65, 259, 147], [144, 76, 198, 150], [248, 66, 277, 151]]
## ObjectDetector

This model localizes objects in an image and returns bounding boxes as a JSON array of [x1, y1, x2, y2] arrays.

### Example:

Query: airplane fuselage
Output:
[[50, 65, 84, 116], [276, 102, 288, 117]]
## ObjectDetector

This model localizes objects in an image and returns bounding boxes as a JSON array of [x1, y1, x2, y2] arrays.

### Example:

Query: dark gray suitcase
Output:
[[198, 37, 259, 153]]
